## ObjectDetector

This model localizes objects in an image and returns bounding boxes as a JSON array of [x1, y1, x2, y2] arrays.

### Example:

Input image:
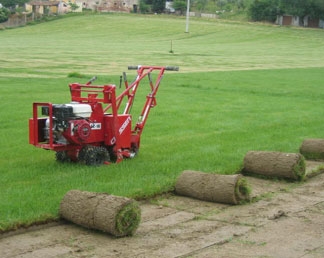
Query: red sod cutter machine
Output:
[[29, 65, 179, 165]]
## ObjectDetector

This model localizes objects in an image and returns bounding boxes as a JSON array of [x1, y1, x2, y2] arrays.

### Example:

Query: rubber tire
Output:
[[56, 151, 71, 163], [79, 146, 109, 166]]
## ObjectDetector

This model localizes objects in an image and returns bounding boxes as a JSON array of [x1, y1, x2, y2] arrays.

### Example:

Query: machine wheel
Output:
[[78, 146, 89, 163], [79, 146, 110, 166], [56, 151, 71, 163], [130, 143, 139, 158]]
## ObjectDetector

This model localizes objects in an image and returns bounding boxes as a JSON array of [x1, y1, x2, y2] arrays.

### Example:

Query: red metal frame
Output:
[[112, 66, 171, 144], [29, 65, 178, 164]]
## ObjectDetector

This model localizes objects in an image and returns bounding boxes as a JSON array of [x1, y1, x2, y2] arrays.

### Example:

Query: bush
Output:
[[139, 0, 151, 13], [67, 72, 87, 78], [0, 7, 10, 23], [173, 0, 187, 14], [152, 0, 165, 13], [249, 0, 280, 22]]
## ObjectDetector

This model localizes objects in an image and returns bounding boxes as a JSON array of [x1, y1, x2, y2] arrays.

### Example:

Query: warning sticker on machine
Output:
[[90, 123, 101, 130]]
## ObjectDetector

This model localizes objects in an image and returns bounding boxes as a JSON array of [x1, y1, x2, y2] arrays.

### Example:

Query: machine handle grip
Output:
[[128, 66, 139, 70], [128, 66, 179, 71], [165, 66, 179, 71]]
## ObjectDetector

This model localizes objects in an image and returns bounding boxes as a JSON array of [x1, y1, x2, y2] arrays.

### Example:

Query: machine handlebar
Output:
[[86, 76, 97, 85], [128, 66, 179, 71], [128, 66, 140, 70], [165, 66, 179, 71]]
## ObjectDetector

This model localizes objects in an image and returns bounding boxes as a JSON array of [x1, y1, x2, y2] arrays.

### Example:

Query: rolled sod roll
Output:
[[300, 139, 324, 160], [59, 190, 141, 237], [242, 151, 305, 181], [175, 171, 251, 205]]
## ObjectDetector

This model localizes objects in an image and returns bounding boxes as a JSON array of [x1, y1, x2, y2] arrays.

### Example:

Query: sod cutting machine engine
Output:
[[29, 65, 178, 165]]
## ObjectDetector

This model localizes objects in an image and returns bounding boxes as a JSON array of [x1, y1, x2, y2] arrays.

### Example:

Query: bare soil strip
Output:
[[1, 162, 324, 258]]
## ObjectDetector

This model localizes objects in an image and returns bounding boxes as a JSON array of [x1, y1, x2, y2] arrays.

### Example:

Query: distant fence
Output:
[[0, 13, 34, 29], [189, 12, 219, 19], [276, 15, 324, 29]]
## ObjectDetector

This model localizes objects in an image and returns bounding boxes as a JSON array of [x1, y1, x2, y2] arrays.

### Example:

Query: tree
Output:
[[249, 0, 280, 22], [173, 0, 187, 14], [314, 0, 324, 19], [280, 0, 324, 19], [217, 0, 227, 9], [248, 0, 324, 22], [236, 0, 246, 10], [152, 0, 165, 13], [139, 0, 151, 13], [69, 2, 79, 12], [0, 6, 10, 22], [196, 0, 208, 11], [1, 0, 29, 9], [280, 0, 309, 17]]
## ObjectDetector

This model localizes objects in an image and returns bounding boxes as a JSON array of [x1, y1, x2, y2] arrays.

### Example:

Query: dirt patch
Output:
[[1, 162, 324, 258]]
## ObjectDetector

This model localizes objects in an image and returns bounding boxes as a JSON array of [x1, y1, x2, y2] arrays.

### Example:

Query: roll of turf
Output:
[[59, 190, 141, 237], [300, 138, 324, 160], [242, 151, 305, 181], [175, 171, 251, 205]]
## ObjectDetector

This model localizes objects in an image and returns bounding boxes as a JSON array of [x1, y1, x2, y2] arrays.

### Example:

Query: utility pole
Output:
[[185, 0, 190, 33]]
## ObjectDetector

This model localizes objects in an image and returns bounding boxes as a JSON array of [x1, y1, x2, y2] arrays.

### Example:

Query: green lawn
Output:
[[1, 13, 324, 232]]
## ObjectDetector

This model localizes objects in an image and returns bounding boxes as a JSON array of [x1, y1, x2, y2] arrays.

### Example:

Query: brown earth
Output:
[[1, 161, 324, 258]]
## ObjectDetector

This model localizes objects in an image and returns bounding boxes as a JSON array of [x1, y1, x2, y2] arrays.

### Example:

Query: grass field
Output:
[[1, 13, 324, 232]]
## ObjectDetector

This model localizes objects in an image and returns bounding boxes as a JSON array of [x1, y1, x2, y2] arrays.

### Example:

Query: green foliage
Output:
[[67, 72, 87, 78], [137, 0, 251, 16], [249, 0, 324, 21], [139, 0, 151, 13], [0, 7, 10, 23], [152, 0, 165, 13], [236, 0, 248, 10], [280, 0, 323, 17], [249, 0, 280, 22], [69, 2, 79, 12], [1, 0, 29, 8], [196, 0, 208, 11], [190, 0, 252, 13], [173, 0, 187, 13]]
